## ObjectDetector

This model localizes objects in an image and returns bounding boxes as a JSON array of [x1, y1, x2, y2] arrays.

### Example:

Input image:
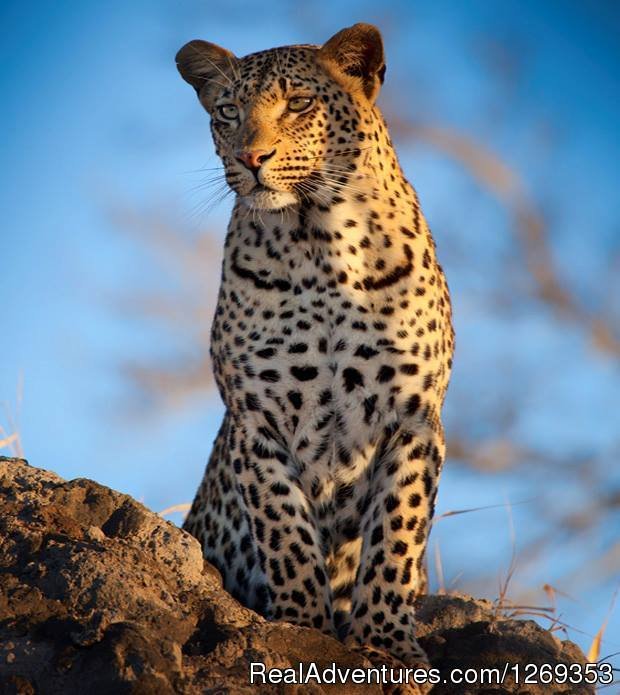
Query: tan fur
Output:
[[177, 24, 453, 678]]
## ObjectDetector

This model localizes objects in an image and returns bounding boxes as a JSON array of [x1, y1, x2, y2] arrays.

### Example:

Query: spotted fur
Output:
[[176, 23, 454, 669]]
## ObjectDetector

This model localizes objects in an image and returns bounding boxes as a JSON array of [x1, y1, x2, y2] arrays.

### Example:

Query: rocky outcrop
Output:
[[0, 458, 594, 694]]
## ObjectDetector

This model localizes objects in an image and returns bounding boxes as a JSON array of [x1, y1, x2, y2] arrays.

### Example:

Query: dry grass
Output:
[[587, 588, 618, 663], [1, 376, 24, 459], [159, 502, 191, 519], [429, 497, 620, 674], [433, 541, 446, 595]]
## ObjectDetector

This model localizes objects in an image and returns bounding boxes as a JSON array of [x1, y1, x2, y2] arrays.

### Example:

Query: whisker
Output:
[[199, 53, 234, 87], [320, 164, 373, 179], [185, 171, 235, 195], [317, 171, 369, 187], [295, 180, 332, 207], [303, 146, 373, 161], [184, 168, 235, 222], [183, 165, 226, 174], [182, 71, 229, 91], [310, 174, 372, 197], [225, 54, 240, 82]]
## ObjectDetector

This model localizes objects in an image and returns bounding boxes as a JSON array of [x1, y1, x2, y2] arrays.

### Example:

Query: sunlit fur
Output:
[[178, 25, 454, 675]]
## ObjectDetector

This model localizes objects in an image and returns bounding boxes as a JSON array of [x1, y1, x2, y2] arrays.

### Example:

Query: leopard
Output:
[[176, 22, 454, 671]]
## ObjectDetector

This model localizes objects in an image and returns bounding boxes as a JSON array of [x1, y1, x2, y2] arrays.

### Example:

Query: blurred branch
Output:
[[389, 119, 620, 358], [109, 207, 221, 414]]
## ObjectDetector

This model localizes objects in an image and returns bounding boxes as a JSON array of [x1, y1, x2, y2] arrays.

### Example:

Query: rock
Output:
[[0, 458, 594, 694], [415, 595, 594, 694]]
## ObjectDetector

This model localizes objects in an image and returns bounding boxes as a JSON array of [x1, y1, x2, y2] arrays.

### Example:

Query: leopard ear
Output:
[[176, 40, 238, 105], [318, 23, 386, 103]]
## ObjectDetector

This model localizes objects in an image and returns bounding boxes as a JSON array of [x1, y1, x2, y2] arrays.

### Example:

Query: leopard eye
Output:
[[217, 104, 239, 120], [288, 96, 315, 113]]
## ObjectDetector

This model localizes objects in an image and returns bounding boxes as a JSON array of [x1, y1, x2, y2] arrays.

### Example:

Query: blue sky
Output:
[[2, 0, 619, 655]]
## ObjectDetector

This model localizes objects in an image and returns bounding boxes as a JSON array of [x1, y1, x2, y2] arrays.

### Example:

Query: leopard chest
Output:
[[211, 278, 348, 421], [211, 268, 444, 455]]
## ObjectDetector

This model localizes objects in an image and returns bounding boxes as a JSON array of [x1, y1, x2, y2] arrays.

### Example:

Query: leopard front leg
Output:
[[236, 425, 336, 636], [345, 421, 444, 666]]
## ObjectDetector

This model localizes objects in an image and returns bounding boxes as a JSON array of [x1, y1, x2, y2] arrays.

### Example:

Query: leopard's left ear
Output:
[[318, 23, 386, 103]]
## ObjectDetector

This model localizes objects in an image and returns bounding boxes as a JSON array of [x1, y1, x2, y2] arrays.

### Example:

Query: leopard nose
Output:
[[235, 149, 276, 173]]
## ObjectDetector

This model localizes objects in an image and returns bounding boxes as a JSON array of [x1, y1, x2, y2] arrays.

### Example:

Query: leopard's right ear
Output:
[[176, 40, 238, 105]]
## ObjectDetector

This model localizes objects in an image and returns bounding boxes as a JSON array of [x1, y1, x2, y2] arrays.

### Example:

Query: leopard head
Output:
[[176, 23, 386, 212]]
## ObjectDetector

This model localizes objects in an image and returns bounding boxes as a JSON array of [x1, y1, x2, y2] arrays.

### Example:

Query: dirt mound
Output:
[[0, 458, 593, 694]]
